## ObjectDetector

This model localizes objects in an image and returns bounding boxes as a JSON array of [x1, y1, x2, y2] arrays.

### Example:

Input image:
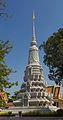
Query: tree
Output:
[[0, 40, 18, 91], [11, 90, 20, 101], [0, 1, 17, 90], [0, 98, 6, 107], [39, 28, 63, 85]]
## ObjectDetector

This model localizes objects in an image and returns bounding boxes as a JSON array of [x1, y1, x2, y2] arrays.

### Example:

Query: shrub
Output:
[[0, 111, 12, 116], [23, 110, 63, 117], [56, 109, 63, 115], [22, 111, 55, 116]]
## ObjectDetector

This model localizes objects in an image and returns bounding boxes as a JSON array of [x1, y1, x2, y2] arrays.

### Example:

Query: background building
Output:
[[47, 84, 63, 109]]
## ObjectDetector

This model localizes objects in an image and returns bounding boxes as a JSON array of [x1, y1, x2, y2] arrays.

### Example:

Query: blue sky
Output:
[[0, 0, 63, 95]]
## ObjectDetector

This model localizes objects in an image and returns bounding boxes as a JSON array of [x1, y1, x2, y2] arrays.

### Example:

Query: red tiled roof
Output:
[[6, 102, 14, 107]]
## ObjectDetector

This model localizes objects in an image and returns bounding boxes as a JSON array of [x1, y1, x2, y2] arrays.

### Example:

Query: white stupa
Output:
[[14, 12, 53, 109]]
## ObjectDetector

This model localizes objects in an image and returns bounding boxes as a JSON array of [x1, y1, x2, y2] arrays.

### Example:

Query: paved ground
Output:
[[0, 117, 63, 120]]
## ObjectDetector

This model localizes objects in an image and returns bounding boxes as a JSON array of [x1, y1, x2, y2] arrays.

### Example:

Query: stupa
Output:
[[14, 12, 53, 108]]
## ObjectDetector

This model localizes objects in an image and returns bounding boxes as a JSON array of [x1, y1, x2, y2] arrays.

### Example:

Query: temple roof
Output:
[[47, 85, 62, 99], [53, 87, 60, 99]]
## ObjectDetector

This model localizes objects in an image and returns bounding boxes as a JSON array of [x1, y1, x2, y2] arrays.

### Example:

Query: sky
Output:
[[0, 0, 63, 95]]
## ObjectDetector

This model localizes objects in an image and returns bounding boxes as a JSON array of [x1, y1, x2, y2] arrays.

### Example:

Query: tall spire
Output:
[[31, 11, 37, 46], [28, 11, 39, 65]]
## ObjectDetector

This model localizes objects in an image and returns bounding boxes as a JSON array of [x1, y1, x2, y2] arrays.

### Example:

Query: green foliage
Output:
[[11, 90, 20, 101], [39, 28, 63, 85], [0, 40, 12, 90], [0, 40, 18, 91], [23, 110, 63, 117], [0, 111, 12, 116], [0, 98, 6, 107], [57, 109, 63, 115], [23, 111, 53, 116]]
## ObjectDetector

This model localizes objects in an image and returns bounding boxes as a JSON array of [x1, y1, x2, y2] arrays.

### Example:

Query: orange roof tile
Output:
[[47, 86, 54, 94], [53, 87, 60, 99]]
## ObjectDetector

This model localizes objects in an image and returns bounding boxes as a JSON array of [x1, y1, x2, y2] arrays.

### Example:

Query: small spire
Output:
[[32, 10, 35, 20], [31, 10, 37, 46]]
